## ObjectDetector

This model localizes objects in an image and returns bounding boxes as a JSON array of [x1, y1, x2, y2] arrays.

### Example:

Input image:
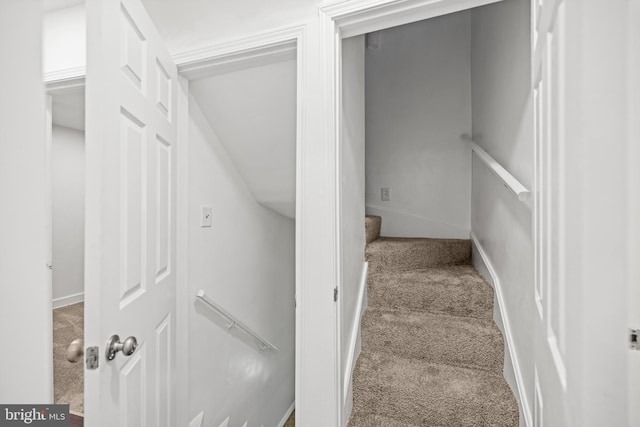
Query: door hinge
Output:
[[333, 287, 338, 302], [86, 346, 99, 370], [630, 329, 639, 350]]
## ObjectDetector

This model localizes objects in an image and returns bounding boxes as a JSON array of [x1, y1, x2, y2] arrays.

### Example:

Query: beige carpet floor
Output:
[[348, 216, 518, 426], [284, 410, 295, 426], [53, 302, 84, 414]]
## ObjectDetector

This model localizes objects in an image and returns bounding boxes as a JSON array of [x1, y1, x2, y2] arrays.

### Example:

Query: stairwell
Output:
[[348, 215, 519, 426]]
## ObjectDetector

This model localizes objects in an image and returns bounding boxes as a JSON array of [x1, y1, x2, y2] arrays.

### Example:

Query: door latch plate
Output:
[[86, 346, 99, 369], [630, 329, 639, 350]]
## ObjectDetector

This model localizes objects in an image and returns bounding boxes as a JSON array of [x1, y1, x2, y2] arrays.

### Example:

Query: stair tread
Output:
[[352, 352, 518, 427], [361, 308, 504, 373], [367, 265, 495, 320], [348, 414, 422, 427]]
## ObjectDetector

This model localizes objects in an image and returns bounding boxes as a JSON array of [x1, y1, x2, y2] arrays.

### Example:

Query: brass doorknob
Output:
[[66, 338, 84, 363]]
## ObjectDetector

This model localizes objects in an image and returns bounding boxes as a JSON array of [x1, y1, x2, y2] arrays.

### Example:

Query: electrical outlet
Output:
[[201, 206, 212, 227], [381, 187, 391, 201]]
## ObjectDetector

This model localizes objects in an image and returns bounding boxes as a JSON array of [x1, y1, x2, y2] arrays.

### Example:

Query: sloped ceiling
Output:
[[190, 59, 297, 218]]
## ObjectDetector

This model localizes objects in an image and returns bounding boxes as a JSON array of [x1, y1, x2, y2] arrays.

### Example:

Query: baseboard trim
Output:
[[52, 292, 84, 309], [470, 232, 532, 427], [188, 411, 204, 427], [342, 261, 369, 425], [277, 401, 295, 427]]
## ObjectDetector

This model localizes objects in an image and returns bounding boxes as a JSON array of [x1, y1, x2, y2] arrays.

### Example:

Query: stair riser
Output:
[[361, 309, 505, 373], [365, 215, 382, 244], [366, 239, 471, 274], [367, 269, 495, 320]]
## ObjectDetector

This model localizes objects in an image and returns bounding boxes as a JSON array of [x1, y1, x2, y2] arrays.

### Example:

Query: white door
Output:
[[532, 0, 569, 424], [84, 0, 178, 425]]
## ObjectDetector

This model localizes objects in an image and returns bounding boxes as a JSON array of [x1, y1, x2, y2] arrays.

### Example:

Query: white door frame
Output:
[[628, 1, 640, 421], [317, 0, 504, 424]]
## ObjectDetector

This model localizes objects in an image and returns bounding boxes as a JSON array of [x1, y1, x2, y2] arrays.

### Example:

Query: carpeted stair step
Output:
[[350, 352, 519, 427], [361, 308, 505, 373], [348, 414, 422, 427], [367, 265, 495, 320], [366, 237, 471, 274], [365, 215, 382, 244]]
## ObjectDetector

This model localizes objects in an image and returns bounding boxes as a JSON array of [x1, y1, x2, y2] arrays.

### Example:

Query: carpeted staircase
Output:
[[349, 216, 519, 426]]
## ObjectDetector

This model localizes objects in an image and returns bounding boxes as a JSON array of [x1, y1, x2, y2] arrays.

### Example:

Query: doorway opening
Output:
[[337, 1, 532, 424], [184, 42, 298, 427], [48, 84, 86, 422]]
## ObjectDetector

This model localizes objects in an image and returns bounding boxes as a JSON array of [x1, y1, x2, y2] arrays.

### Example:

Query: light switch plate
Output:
[[381, 187, 391, 201], [201, 206, 212, 227]]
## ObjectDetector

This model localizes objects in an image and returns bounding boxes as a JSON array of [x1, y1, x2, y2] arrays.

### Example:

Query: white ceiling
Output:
[[43, 0, 84, 12], [52, 88, 85, 131], [190, 59, 297, 218], [142, 0, 315, 55]]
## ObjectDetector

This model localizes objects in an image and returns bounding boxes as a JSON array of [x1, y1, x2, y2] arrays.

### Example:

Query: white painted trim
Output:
[[292, 24, 309, 427], [45, 94, 54, 315], [320, 0, 504, 38], [341, 262, 368, 425], [174, 25, 305, 81], [188, 411, 204, 427], [276, 401, 295, 427], [175, 75, 191, 427], [45, 94, 55, 402], [471, 231, 532, 427], [44, 66, 86, 93], [52, 292, 85, 309]]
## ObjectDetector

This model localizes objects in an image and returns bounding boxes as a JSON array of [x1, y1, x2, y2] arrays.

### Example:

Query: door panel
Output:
[[85, 0, 178, 424], [532, 0, 569, 424]]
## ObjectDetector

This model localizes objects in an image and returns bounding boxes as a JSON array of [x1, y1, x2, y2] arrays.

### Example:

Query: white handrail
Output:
[[461, 134, 531, 202], [196, 289, 278, 352]]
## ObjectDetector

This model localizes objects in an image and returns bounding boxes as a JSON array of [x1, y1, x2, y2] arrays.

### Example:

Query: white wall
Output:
[[189, 59, 297, 219], [365, 13, 472, 239], [52, 125, 85, 307], [340, 35, 366, 423], [469, 0, 534, 422], [187, 97, 295, 427], [43, 4, 85, 75], [0, 0, 52, 403]]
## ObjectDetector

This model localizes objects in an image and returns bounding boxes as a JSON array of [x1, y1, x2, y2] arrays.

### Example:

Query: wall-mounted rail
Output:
[[461, 134, 531, 202], [195, 289, 278, 352]]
